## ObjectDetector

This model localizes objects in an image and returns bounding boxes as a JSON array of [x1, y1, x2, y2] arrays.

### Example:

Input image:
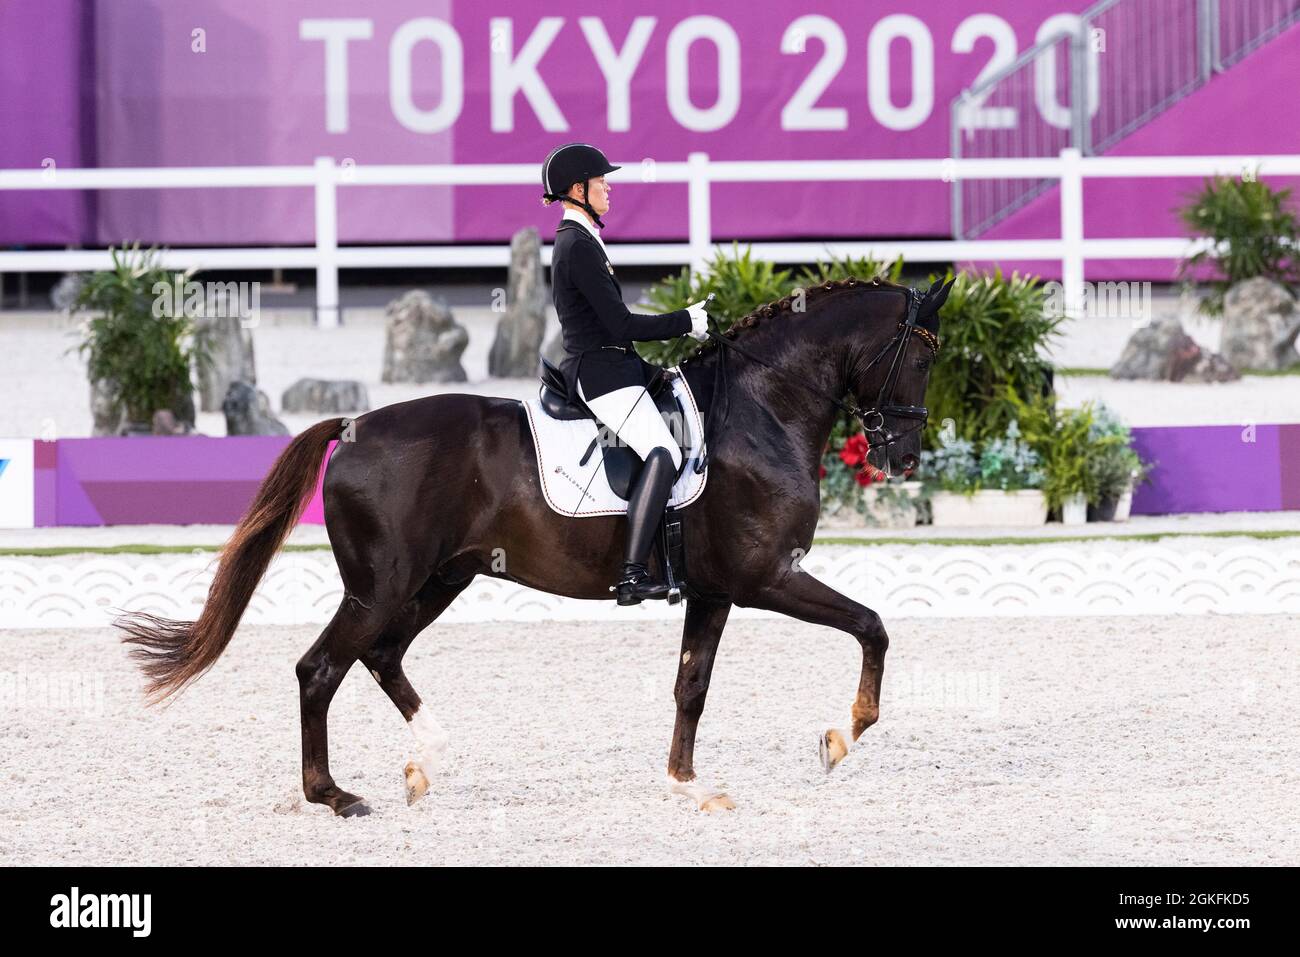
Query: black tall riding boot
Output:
[[614, 447, 677, 606]]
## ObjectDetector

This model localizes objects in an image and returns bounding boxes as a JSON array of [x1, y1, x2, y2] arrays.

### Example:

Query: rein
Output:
[[692, 286, 940, 474]]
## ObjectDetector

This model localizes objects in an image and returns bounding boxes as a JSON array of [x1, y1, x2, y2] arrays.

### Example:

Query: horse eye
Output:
[[915, 358, 930, 372]]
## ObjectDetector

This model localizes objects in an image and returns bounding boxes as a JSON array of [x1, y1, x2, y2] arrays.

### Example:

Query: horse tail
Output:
[[117, 417, 346, 703]]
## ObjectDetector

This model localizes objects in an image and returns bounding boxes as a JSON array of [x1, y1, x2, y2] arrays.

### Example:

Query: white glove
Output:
[[685, 299, 710, 341]]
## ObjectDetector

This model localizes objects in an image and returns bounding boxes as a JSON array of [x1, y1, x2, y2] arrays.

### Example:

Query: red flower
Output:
[[855, 465, 886, 486], [839, 433, 869, 469], [818, 464, 827, 478]]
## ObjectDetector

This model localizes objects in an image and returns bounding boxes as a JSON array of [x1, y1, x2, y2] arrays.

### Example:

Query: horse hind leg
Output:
[[359, 576, 470, 807], [296, 578, 423, 817]]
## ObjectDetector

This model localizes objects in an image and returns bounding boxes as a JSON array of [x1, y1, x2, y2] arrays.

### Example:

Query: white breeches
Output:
[[578, 382, 683, 470]]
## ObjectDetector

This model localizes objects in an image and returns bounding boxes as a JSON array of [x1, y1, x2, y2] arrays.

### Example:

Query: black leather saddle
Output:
[[538, 355, 692, 500]]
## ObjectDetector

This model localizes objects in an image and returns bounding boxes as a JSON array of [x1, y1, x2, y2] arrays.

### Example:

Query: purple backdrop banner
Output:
[[4, 0, 1299, 274], [0, 0, 90, 245], [7, 0, 1086, 245]]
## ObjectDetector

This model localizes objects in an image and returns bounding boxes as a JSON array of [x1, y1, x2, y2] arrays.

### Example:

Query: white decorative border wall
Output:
[[2, 541, 1298, 629]]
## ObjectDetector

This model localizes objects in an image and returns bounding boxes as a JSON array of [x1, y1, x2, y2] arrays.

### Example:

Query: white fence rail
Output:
[[3, 150, 1300, 326]]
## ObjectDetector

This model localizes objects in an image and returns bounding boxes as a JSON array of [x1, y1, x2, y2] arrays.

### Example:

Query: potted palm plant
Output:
[[1178, 171, 1300, 315], [71, 244, 209, 435]]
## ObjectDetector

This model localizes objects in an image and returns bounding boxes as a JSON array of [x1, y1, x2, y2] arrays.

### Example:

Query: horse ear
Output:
[[930, 277, 954, 312], [920, 277, 954, 317]]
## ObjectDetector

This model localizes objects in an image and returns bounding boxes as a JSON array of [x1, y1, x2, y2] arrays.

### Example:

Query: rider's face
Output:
[[569, 177, 610, 217]]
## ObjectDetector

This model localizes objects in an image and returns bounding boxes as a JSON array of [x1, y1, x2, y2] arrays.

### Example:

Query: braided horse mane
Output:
[[681, 274, 910, 363]]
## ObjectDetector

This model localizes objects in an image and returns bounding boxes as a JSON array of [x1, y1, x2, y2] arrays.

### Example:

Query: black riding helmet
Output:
[[541, 143, 620, 230]]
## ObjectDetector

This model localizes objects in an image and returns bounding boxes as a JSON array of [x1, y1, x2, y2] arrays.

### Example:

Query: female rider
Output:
[[541, 142, 710, 605]]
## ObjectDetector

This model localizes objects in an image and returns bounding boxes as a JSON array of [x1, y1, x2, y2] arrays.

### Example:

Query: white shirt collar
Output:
[[561, 206, 607, 253]]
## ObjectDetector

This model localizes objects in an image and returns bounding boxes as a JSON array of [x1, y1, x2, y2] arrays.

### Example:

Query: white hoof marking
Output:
[[406, 705, 449, 784], [667, 774, 735, 812]]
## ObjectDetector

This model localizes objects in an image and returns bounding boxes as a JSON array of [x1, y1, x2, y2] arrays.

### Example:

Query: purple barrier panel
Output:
[[55, 436, 292, 526], [299, 441, 339, 525], [1281, 424, 1300, 511], [34, 441, 58, 527], [42, 425, 1297, 527], [1130, 425, 1282, 515]]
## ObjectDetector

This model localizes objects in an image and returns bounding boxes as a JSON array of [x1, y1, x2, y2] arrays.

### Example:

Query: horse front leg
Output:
[[667, 597, 735, 811], [748, 567, 889, 774]]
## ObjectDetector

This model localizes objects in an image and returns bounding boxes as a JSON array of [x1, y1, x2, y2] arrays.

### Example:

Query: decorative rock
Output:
[[90, 378, 126, 437], [90, 376, 196, 435], [50, 273, 85, 312], [281, 377, 369, 414], [222, 380, 289, 436], [381, 290, 468, 384], [196, 312, 257, 412], [170, 380, 197, 431], [1220, 277, 1300, 371], [1110, 315, 1240, 382], [488, 227, 548, 377], [151, 409, 193, 435]]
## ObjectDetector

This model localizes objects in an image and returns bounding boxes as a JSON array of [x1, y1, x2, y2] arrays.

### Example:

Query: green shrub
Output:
[[70, 244, 210, 428], [1178, 172, 1300, 314], [1003, 390, 1129, 509], [636, 244, 902, 367], [921, 268, 1062, 450]]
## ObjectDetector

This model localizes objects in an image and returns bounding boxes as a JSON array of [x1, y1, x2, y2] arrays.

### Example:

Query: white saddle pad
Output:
[[521, 368, 709, 518]]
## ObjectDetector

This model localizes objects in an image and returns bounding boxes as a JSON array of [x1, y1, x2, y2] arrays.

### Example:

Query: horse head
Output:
[[850, 277, 950, 478]]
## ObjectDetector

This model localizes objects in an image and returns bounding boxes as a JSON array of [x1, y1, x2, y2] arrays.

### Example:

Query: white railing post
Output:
[[314, 156, 339, 328], [687, 151, 712, 281], [1059, 147, 1085, 320]]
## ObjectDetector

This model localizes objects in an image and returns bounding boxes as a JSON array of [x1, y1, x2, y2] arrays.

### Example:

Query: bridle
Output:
[[855, 287, 941, 454], [693, 285, 940, 474]]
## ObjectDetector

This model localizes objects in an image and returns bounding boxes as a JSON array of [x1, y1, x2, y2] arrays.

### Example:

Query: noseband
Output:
[[695, 285, 940, 472]]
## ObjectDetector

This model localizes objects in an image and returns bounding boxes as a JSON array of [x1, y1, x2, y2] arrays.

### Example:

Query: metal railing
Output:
[[3, 150, 1300, 325], [953, 0, 1300, 239]]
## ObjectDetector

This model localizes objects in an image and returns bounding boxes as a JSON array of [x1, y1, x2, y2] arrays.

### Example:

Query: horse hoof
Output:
[[404, 761, 430, 806], [819, 729, 849, 773], [668, 774, 736, 812], [700, 793, 736, 813], [338, 798, 372, 818]]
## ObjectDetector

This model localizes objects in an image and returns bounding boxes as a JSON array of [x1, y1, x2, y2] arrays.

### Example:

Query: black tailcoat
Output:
[[550, 218, 692, 401]]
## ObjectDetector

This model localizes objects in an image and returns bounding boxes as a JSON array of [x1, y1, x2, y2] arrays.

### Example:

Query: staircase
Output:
[[952, 0, 1300, 239]]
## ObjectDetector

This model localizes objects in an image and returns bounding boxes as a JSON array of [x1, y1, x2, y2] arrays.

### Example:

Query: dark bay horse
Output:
[[118, 275, 947, 816]]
